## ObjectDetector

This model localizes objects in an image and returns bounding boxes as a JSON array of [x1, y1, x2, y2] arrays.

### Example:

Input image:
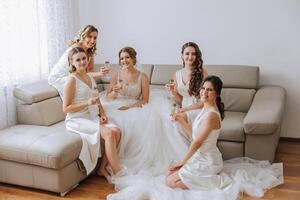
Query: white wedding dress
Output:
[[100, 71, 189, 176], [107, 105, 283, 200]]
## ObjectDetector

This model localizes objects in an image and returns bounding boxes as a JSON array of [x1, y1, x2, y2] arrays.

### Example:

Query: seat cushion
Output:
[[0, 122, 82, 169], [219, 111, 246, 142]]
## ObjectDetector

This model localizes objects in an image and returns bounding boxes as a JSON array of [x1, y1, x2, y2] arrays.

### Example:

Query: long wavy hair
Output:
[[67, 47, 87, 73], [68, 25, 98, 57], [202, 75, 225, 120], [181, 42, 204, 98]]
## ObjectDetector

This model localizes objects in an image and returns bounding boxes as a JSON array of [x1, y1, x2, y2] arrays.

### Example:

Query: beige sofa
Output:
[[0, 64, 286, 195]]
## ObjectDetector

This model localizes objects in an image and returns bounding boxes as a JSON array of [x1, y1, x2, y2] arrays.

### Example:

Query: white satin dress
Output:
[[48, 48, 71, 97], [65, 74, 116, 174], [175, 68, 201, 124]]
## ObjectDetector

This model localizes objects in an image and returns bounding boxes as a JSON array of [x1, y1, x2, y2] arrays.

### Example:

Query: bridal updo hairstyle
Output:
[[118, 47, 137, 66]]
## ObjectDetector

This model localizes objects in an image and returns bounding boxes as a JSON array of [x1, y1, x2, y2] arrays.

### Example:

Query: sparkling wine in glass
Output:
[[102, 61, 111, 78]]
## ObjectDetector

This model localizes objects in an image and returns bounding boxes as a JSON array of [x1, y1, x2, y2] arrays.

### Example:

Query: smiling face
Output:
[[71, 52, 88, 73], [119, 51, 135, 69], [81, 31, 98, 49], [182, 46, 197, 67], [200, 81, 217, 104]]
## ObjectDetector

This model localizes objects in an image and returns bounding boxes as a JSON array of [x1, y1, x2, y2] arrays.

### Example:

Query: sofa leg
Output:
[[60, 183, 79, 197]]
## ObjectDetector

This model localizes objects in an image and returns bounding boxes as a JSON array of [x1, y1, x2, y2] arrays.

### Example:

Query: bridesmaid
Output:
[[49, 25, 108, 96], [165, 42, 208, 128], [165, 75, 232, 191], [63, 47, 121, 181]]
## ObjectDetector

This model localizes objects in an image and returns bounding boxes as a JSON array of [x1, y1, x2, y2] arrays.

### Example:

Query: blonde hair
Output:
[[68, 25, 98, 57], [68, 47, 88, 73]]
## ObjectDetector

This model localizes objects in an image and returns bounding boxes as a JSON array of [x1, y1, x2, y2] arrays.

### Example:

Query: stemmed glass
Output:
[[101, 61, 111, 79], [116, 79, 123, 97], [166, 79, 175, 108]]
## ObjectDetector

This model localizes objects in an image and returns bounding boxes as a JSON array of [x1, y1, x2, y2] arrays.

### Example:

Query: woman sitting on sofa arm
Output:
[[63, 47, 121, 182]]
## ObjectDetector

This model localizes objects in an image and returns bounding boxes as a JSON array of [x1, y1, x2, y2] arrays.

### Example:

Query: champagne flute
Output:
[[167, 79, 175, 109], [116, 79, 123, 97], [101, 61, 111, 78], [92, 86, 99, 98]]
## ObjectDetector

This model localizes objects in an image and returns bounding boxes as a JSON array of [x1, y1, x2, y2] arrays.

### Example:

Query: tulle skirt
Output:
[[100, 89, 189, 175], [107, 157, 283, 200], [100, 89, 283, 199]]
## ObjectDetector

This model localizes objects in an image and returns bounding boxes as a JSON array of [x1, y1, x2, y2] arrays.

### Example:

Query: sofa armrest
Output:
[[243, 86, 286, 135]]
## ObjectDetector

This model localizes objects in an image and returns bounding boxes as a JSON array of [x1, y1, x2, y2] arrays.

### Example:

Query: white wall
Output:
[[74, 0, 300, 138]]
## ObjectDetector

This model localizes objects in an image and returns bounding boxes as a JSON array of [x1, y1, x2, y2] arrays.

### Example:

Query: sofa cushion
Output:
[[17, 97, 66, 126], [221, 88, 256, 112], [205, 65, 259, 89], [151, 65, 182, 85], [14, 80, 59, 104], [219, 111, 246, 142], [0, 122, 82, 169]]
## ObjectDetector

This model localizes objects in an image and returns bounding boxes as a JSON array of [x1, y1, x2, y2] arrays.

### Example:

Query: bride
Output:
[[100, 47, 188, 177]]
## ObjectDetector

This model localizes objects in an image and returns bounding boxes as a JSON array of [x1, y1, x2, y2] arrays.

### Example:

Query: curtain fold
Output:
[[0, 0, 73, 129]]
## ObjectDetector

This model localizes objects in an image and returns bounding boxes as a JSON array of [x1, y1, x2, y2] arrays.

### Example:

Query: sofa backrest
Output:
[[151, 64, 259, 112], [13, 80, 65, 126], [13, 64, 259, 126]]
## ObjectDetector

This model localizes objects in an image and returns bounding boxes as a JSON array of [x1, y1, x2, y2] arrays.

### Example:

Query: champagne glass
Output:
[[101, 61, 111, 78], [92, 86, 99, 98], [116, 79, 123, 97], [167, 79, 175, 109]]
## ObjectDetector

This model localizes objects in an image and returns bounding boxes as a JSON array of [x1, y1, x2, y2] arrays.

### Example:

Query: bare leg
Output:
[[176, 112, 192, 139], [100, 126, 121, 174], [165, 170, 188, 189], [97, 138, 110, 180]]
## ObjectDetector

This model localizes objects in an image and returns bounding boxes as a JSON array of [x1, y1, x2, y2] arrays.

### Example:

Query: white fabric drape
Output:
[[0, 0, 73, 129]]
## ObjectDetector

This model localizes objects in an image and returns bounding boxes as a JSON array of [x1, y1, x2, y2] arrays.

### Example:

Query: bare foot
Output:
[[97, 167, 112, 184]]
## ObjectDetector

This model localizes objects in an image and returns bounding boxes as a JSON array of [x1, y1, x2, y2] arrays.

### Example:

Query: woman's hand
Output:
[[87, 97, 99, 106], [165, 83, 175, 93], [99, 115, 108, 124], [118, 105, 131, 111], [178, 107, 187, 113], [168, 161, 185, 171], [112, 84, 122, 93]]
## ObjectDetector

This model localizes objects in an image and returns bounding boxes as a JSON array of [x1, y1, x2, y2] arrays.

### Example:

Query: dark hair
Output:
[[68, 25, 98, 57], [68, 47, 88, 73], [202, 75, 225, 120], [118, 47, 137, 65], [181, 42, 204, 98]]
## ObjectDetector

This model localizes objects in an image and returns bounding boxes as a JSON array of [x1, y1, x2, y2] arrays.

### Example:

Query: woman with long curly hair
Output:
[[166, 42, 208, 138]]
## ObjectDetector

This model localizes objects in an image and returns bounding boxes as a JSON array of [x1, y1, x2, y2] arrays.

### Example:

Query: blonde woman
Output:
[[63, 47, 121, 182], [49, 25, 107, 96]]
